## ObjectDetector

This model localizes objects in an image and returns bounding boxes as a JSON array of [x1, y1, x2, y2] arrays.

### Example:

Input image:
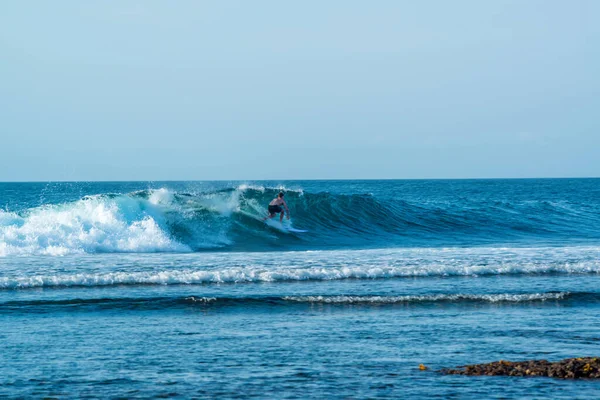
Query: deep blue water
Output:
[[1, 179, 599, 398]]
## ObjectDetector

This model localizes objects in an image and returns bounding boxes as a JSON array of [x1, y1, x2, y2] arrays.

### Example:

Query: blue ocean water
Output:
[[1, 179, 599, 398]]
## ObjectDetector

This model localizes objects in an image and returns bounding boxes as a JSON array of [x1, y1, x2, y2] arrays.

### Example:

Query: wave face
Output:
[[1, 179, 600, 255]]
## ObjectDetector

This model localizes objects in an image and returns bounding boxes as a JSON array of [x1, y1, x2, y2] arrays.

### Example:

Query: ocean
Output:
[[1, 179, 599, 398]]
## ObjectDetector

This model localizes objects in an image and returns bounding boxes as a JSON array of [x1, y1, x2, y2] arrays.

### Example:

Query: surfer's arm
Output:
[[282, 200, 290, 216]]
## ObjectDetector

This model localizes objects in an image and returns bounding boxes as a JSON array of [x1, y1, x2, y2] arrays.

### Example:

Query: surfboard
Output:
[[264, 219, 308, 233], [240, 209, 308, 233], [287, 227, 309, 233]]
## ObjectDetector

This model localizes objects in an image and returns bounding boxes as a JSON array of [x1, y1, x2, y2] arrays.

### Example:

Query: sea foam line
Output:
[[0, 292, 575, 309], [1, 260, 600, 289], [282, 293, 570, 304]]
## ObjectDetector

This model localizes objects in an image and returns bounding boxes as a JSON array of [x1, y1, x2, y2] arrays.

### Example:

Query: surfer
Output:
[[264, 192, 290, 222]]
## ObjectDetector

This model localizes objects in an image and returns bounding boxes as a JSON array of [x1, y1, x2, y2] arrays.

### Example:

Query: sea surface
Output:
[[1, 179, 599, 398]]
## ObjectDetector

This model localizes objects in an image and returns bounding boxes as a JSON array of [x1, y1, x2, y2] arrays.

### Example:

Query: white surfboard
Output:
[[286, 226, 309, 233], [265, 219, 308, 233]]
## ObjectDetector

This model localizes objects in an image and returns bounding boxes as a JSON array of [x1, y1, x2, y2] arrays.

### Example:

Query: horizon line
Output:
[[0, 176, 599, 184]]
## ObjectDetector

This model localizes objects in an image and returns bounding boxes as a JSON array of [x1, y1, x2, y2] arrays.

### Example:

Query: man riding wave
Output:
[[264, 191, 290, 222]]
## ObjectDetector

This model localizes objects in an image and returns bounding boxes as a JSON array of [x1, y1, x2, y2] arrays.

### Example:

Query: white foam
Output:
[[0, 258, 598, 289], [283, 293, 569, 303], [0, 195, 189, 256], [237, 184, 265, 192], [237, 184, 304, 196], [186, 188, 242, 216], [185, 296, 217, 303], [1, 245, 600, 287], [148, 188, 174, 206]]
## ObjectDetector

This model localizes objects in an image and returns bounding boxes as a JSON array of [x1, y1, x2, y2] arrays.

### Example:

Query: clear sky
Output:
[[1, 1, 599, 181]]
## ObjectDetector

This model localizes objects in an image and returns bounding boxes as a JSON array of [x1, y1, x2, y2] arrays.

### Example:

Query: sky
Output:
[[1, 0, 599, 181]]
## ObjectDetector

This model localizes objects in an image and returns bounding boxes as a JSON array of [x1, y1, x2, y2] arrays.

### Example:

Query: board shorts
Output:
[[268, 205, 283, 214]]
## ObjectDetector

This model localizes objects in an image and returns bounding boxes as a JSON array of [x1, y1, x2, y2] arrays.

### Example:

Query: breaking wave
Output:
[[1, 184, 600, 255]]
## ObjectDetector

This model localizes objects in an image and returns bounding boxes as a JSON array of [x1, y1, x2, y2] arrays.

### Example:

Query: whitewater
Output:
[[1, 179, 599, 398]]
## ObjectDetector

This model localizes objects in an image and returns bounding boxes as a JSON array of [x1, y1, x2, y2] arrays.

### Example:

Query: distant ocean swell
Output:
[[1, 185, 600, 255], [3, 292, 591, 313]]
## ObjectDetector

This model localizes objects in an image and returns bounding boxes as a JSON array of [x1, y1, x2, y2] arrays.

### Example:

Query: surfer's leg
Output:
[[279, 211, 284, 222], [263, 213, 275, 221]]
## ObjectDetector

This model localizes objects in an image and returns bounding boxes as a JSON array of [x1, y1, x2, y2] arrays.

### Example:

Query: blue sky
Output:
[[1, 1, 599, 181]]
